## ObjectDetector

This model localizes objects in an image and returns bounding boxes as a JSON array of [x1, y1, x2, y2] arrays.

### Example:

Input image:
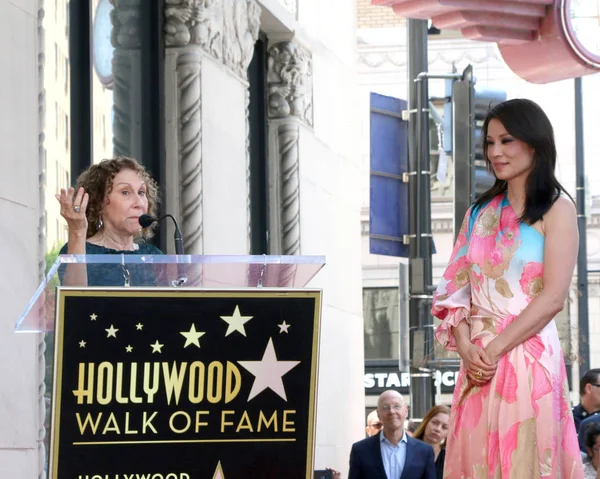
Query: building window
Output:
[[363, 288, 400, 360]]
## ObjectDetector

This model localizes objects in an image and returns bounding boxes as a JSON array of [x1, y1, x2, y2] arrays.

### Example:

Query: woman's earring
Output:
[[97, 215, 103, 230]]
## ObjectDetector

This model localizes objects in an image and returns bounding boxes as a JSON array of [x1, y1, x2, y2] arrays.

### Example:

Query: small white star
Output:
[[220, 305, 253, 337], [180, 324, 206, 348], [105, 325, 119, 338], [150, 340, 164, 354], [90, 313, 97, 321], [125, 345, 133, 353], [79, 340, 86, 348], [136, 323, 143, 330], [278, 321, 290, 334]]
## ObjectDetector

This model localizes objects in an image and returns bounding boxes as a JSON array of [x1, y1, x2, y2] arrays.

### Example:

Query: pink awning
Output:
[[372, 0, 600, 83]]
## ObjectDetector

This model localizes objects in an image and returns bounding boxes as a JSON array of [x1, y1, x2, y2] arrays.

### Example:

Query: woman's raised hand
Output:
[[56, 187, 89, 233]]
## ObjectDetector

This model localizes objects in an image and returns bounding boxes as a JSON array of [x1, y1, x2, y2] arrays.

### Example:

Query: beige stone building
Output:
[[1, 0, 365, 476]]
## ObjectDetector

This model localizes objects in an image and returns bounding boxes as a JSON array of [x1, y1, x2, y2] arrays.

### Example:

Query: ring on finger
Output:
[[73, 205, 81, 213], [475, 369, 483, 379]]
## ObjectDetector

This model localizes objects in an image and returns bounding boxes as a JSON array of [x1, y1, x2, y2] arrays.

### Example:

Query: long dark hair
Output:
[[473, 98, 571, 224]]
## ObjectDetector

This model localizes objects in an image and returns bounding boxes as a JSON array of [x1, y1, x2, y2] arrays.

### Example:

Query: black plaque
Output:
[[50, 289, 321, 479]]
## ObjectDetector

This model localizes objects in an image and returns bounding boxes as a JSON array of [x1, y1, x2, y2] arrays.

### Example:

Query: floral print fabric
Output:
[[432, 193, 583, 479]]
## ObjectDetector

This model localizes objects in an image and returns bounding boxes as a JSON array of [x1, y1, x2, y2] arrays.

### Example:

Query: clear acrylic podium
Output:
[[25, 254, 326, 478], [15, 254, 326, 332]]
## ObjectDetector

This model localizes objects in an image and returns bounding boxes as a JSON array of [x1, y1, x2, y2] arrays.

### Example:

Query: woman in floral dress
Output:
[[432, 99, 584, 478]]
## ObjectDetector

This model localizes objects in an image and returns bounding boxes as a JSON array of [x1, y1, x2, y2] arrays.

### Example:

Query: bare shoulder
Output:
[[542, 196, 577, 240], [545, 196, 576, 223]]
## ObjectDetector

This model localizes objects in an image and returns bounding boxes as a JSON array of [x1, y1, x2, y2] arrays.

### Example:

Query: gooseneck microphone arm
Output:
[[139, 213, 187, 287], [139, 214, 184, 255]]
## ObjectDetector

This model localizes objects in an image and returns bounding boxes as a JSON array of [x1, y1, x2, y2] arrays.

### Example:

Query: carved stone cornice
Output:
[[164, 0, 260, 79], [267, 41, 313, 126]]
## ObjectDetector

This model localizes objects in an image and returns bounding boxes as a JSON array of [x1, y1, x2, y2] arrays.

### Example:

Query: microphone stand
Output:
[[139, 214, 187, 287]]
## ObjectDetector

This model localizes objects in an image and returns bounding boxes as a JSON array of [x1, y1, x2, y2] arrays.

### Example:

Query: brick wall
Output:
[[357, 0, 404, 29]]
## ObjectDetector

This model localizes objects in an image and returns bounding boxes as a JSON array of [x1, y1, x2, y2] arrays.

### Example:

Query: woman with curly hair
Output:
[[57, 157, 163, 286], [412, 405, 450, 479]]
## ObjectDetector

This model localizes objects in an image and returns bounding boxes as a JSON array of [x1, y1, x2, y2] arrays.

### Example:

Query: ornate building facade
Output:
[[0, 0, 364, 476]]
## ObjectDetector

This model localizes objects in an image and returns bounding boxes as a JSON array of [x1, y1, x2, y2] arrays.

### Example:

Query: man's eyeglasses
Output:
[[380, 404, 404, 412], [591, 383, 600, 388], [369, 422, 383, 429]]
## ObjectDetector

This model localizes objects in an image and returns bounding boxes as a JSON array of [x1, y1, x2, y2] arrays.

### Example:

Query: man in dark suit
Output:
[[349, 390, 436, 479]]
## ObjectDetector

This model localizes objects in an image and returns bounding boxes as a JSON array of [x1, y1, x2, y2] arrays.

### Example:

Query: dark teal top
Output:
[[58, 241, 163, 287]]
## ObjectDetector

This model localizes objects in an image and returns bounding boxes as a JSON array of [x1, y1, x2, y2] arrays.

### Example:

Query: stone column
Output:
[[110, 0, 143, 160], [266, 41, 313, 255], [163, 0, 260, 255]]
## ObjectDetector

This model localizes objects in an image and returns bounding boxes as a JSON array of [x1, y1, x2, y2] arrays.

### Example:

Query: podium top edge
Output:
[[56, 254, 327, 265]]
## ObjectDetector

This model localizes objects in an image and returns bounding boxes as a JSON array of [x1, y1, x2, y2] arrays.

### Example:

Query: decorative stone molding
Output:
[[164, 0, 260, 79], [110, 0, 142, 159], [175, 51, 204, 254], [266, 41, 313, 256], [278, 122, 301, 255], [267, 41, 313, 126], [37, 3, 47, 478], [358, 45, 501, 69], [110, 0, 141, 49]]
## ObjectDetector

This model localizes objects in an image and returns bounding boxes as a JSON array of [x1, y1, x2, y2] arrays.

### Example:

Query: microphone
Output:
[[139, 214, 184, 255], [139, 214, 187, 286]]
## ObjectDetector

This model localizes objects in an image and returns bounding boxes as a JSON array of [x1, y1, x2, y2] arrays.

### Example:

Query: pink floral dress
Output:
[[432, 193, 583, 479]]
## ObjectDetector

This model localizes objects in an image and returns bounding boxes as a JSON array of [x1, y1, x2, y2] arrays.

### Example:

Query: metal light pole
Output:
[[407, 19, 433, 419], [575, 77, 590, 375]]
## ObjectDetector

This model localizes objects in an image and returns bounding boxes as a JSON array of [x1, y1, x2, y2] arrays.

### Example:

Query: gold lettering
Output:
[[188, 361, 205, 404], [101, 412, 121, 434], [257, 410, 278, 432], [115, 363, 128, 404], [236, 410, 254, 433], [162, 362, 188, 406], [225, 361, 241, 403], [76, 412, 103, 434], [207, 361, 223, 403], [73, 363, 95, 404], [124, 412, 139, 434], [221, 410, 235, 432], [194, 410, 210, 432], [282, 410, 296, 432], [97, 362, 113, 405], [142, 411, 158, 434], [169, 411, 191, 434], [143, 363, 160, 403], [129, 363, 142, 404]]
